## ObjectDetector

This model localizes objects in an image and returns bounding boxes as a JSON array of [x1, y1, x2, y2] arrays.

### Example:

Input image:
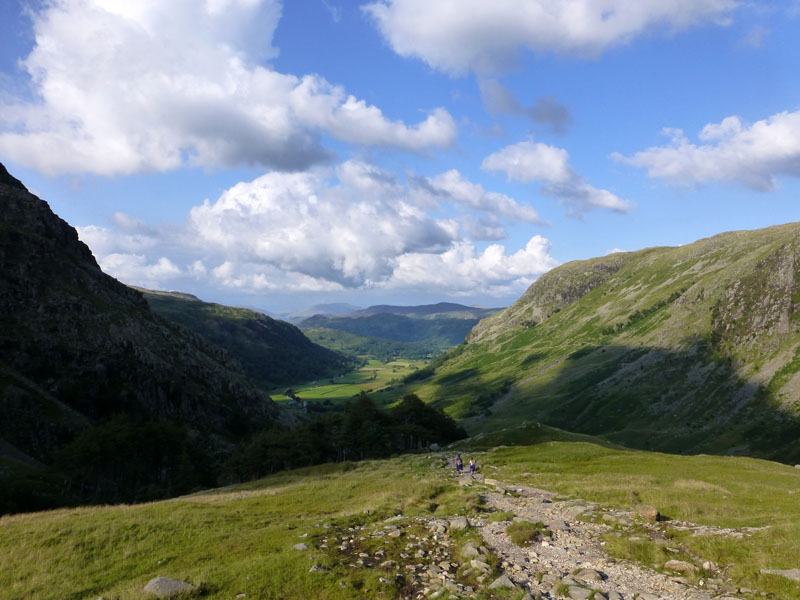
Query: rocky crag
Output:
[[0, 163, 279, 501], [414, 223, 800, 462]]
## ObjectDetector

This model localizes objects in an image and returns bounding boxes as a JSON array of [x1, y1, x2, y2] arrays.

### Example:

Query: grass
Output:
[[0, 457, 481, 600], [399, 222, 800, 464], [486, 511, 515, 523], [482, 441, 800, 599], [271, 358, 428, 405], [505, 521, 551, 546], [3, 440, 800, 598]]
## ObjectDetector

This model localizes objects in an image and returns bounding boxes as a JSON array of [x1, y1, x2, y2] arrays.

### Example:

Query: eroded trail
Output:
[[471, 476, 749, 600]]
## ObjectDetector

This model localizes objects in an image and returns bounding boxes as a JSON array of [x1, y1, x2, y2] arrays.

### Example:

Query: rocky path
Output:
[[466, 476, 751, 600], [302, 471, 764, 600]]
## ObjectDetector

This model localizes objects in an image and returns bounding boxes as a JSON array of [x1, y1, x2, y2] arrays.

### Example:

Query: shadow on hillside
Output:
[[429, 339, 800, 464]]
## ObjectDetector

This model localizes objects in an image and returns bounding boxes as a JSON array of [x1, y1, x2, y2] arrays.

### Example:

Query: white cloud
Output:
[[0, 0, 456, 175], [188, 166, 458, 287], [409, 169, 541, 224], [81, 161, 556, 296], [482, 141, 630, 216], [364, 0, 737, 75], [99, 254, 182, 289], [387, 236, 559, 296], [613, 110, 800, 191], [482, 141, 572, 183]]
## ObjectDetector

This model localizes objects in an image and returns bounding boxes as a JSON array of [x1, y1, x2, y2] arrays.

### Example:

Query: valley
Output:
[[271, 358, 429, 406], [4, 162, 800, 600]]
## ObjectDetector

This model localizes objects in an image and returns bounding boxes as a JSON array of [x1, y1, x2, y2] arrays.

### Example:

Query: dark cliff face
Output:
[[0, 163, 278, 464]]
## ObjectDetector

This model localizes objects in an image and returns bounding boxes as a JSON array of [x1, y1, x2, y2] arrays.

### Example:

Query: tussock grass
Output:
[[486, 511, 515, 523], [505, 521, 551, 546]]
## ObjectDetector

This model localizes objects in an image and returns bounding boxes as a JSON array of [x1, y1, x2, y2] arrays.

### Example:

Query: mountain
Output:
[[354, 302, 501, 319], [298, 303, 503, 357], [0, 163, 281, 506], [409, 222, 800, 463], [137, 288, 352, 389], [278, 302, 362, 323]]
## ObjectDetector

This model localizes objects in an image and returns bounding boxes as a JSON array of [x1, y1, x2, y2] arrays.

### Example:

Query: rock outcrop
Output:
[[0, 163, 278, 467]]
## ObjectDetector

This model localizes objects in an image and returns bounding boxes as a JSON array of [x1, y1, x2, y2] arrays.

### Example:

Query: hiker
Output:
[[455, 454, 463, 474], [469, 458, 476, 474]]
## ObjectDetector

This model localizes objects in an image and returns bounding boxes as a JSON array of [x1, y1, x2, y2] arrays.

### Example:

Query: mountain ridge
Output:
[[136, 287, 352, 389], [0, 163, 282, 504], [409, 221, 800, 462]]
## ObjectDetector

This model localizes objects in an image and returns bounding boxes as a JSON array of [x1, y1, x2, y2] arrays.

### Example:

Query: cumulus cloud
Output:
[[98, 254, 182, 289], [479, 79, 572, 134], [482, 141, 629, 216], [82, 161, 556, 296], [188, 167, 458, 287], [613, 110, 800, 191], [409, 169, 541, 224], [0, 0, 456, 175], [364, 0, 737, 74], [387, 237, 559, 296]]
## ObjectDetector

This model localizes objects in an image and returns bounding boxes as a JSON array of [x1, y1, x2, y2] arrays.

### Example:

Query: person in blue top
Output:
[[455, 454, 463, 474], [469, 458, 476, 474]]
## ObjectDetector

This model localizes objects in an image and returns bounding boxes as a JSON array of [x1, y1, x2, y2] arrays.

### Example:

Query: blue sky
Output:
[[1, 0, 799, 313]]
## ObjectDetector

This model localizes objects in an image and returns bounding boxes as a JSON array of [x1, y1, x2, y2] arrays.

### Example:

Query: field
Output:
[[270, 358, 428, 405], [3, 438, 800, 599]]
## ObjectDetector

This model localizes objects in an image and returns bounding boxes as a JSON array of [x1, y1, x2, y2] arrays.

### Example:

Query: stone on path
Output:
[[606, 592, 623, 600], [567, 586, 596, 600], [449, 516, 469, 530], [664, 559, 696, 574], [461, 543, 480, 558], [636, 504, 661, 521], [488, 574, 515, 589], [760, 568, 800, 581], [143, 577, 198, 598], [575, 568, 605, 583]]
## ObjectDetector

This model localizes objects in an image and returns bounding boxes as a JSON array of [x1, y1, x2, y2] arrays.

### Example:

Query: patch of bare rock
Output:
[[297, 470, 783, 599]]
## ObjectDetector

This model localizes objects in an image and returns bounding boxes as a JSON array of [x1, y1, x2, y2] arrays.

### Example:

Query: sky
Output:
[[1, 0, 799, 314]]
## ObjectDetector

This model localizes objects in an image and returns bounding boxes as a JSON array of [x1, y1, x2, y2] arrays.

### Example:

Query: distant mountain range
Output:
[[299, 303, 503, 358], [409, 222, 800, 463], [275, 303, 363, 323]]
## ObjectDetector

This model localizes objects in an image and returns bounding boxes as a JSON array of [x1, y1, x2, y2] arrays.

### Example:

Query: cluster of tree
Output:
[[1, 393, 464, 512], [52, 415, 215, 505], [227, 393, 466, 480]]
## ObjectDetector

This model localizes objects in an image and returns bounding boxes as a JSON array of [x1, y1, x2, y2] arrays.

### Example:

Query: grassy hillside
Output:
[[3, 441, 799, 599], [304, 327, 435, 361], [300, 313, 481, 353], [407, 222, 800, 463], [138, 289, 352, 389]]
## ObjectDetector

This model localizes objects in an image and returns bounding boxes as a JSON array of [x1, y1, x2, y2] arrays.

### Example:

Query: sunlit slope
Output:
[[3, 442, 800, 599], [411, 222, 800, 462]]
